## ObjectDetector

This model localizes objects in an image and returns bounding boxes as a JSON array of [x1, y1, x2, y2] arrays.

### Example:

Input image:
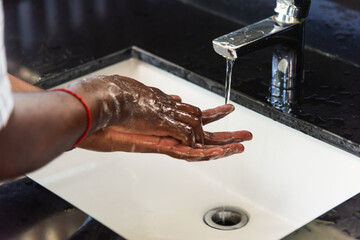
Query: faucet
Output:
[[213, 0, 311, 112]]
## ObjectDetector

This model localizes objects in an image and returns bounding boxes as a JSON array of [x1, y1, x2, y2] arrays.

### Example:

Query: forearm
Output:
[[8, 73, 43, 92], [0, 91, 87, 180]]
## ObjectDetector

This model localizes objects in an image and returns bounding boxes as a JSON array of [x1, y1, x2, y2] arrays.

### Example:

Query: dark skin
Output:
[[79, 104, 252, 160], [0, 74, 252, 180], [1, 89, 88, 180]]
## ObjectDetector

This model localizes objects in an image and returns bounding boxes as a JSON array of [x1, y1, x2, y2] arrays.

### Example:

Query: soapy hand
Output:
[[79, 104, 252, 160], [67, 75, 252, 160], [67, 75, 206, 146]]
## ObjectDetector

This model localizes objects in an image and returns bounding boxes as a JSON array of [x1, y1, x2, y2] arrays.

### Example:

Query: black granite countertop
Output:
[[2, 0, 360, 239], [4, 0, 360, 156]]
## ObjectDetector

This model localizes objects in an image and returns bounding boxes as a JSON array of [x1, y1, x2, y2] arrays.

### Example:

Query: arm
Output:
[[3, 74, 252, 176], [8, 73, 42, 92], [0, 90, 87, 180]]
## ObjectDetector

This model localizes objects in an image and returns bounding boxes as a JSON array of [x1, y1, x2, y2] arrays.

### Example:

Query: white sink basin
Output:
[[29, 58, 360, 240]]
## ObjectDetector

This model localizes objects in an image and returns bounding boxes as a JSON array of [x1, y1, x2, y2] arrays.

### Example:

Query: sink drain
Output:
[[204, 207, 249, 230]]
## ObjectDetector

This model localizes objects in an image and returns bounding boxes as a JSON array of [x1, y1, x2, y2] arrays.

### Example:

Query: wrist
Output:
[[64, 75, 122, 133], [51, 88, 92, 147]]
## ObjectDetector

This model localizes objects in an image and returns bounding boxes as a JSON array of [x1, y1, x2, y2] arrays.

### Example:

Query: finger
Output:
[[204, 130, 253, 145], [159, 138, 221, 161], [175, 102, 202, 117], [222, 143, 245, 157], [166, 121, 197, 147], [164, 142, 245, 161], [109, 118, 197, 147], [166, 145, 222, 161], [147, 87, 202, 145], [82, 130, 245, 161], [172, 110, 204, 143], [171, 102, 204, 143], [170, 95, 182, 102], [202, 104, 235, 125], [87, 130, 203, 158]]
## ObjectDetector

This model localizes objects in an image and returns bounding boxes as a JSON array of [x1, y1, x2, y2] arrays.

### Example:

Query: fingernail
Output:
[[225, 144, 244, 156], [224, 104, 235, 112], [246, 131, 253, 140]]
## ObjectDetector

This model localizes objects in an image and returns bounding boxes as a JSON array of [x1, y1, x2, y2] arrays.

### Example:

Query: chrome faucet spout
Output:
[[212, 0, 311, 112], [212, 0, 311, 60], [212, 17, 300, 60]]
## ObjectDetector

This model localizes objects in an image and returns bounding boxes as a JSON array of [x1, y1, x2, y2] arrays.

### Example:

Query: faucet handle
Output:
[[274, 0, 311, 23]]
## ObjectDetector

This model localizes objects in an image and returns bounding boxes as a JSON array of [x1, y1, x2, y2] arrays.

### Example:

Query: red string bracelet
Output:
[[51, 88, 92, 148]]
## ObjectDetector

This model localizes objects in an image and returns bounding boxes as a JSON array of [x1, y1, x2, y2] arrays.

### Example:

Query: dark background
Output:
[[181, 0, 360, 66]]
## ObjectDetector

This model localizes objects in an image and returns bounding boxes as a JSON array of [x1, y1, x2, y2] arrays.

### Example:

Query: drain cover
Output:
[[204, 207, 249, 230]]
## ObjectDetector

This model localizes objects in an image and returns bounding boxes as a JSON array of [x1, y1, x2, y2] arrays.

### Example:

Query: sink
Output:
[[28, 58, 360, 240]]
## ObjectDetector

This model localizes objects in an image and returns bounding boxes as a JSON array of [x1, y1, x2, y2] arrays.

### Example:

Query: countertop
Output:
[[2, 0, 360, 239]]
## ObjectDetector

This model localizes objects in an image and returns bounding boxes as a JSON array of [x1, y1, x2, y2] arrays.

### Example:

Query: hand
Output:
[[67, 75, 212, 146], [79, 104, 252, 161]]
